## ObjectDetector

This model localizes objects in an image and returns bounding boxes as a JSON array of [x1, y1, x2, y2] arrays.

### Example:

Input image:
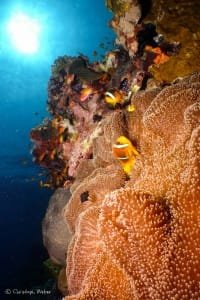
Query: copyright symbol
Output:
[[4, 289, 11, 295]]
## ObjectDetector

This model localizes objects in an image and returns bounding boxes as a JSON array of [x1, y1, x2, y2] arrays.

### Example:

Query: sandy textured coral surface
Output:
[[99, 187, 200, 299], [64, 73, 200, 299], [127, 72, 200, 197], [67, 252, 134, 300], [64, 164, 126, 233], [66, 206, 101, 294], [99, 188, 173, 299]]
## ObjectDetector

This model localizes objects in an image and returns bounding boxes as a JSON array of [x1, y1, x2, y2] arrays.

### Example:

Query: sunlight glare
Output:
[[7, 13, 41, 54]]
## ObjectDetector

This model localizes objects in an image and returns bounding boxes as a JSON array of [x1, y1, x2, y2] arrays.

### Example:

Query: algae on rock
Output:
[[106, 0, 131, 16], [145, 0, 200, 82]]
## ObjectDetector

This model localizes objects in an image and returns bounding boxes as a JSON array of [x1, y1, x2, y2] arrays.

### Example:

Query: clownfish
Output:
[[112, 136, 139, 175], [104, 90, 124, 106]]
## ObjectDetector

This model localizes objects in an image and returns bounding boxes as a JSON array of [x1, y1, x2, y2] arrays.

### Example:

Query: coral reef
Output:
[[31, 0, 200, 188], [106, 0, 141, 56], [30, 117, 72, 187], [30, 1, 200, 298], [145, 0, 200, 82], [64, 72, 200, 299], [30, 48, 149, 188]]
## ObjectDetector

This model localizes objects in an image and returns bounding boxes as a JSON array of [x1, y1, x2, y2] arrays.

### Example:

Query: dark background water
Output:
[[0, 0, 114, 298]]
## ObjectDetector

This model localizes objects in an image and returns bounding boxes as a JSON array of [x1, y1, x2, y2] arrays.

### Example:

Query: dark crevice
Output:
[[139, 0, 152, 20]]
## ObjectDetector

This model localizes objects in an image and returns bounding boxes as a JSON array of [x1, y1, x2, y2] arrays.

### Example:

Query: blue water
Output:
[[0, 0, 114, 297]]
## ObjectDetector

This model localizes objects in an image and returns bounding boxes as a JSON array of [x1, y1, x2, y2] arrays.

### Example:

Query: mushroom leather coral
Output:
[[64, 164, 126, 233], [99, 188, 200, 299], [65, 73, 200, 299], [67, 252, 134, 300], [127, 72, 200, 196], [67, 207, 101, 294], [66, 206, 134, 299]]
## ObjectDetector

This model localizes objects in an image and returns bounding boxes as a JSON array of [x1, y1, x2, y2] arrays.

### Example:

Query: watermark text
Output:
[[4, 288, 51, 296]]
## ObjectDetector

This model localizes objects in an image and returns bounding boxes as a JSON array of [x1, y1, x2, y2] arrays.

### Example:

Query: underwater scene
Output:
[[0, 0, 200, 299]]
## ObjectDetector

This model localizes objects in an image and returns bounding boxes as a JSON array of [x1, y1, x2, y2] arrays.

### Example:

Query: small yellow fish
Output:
[[131, 84, 140, 94], [51, 118, 60, 127], [112, 136, 139, 175], [38, 152, 46, 162], [127, 104, 135, 112], [80, 86, 96, 102], [55, 124, 65, 135], [59, 134, 64, 143], [64, 73, 75, 85], [39, 180, 51, 188], [104, 90, 124, 106], [49, 149, 56, 160]]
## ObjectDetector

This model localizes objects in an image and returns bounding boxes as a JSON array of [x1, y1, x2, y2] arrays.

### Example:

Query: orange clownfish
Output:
[[112, 136, 139, 175], [104, 90, 124, 106]]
